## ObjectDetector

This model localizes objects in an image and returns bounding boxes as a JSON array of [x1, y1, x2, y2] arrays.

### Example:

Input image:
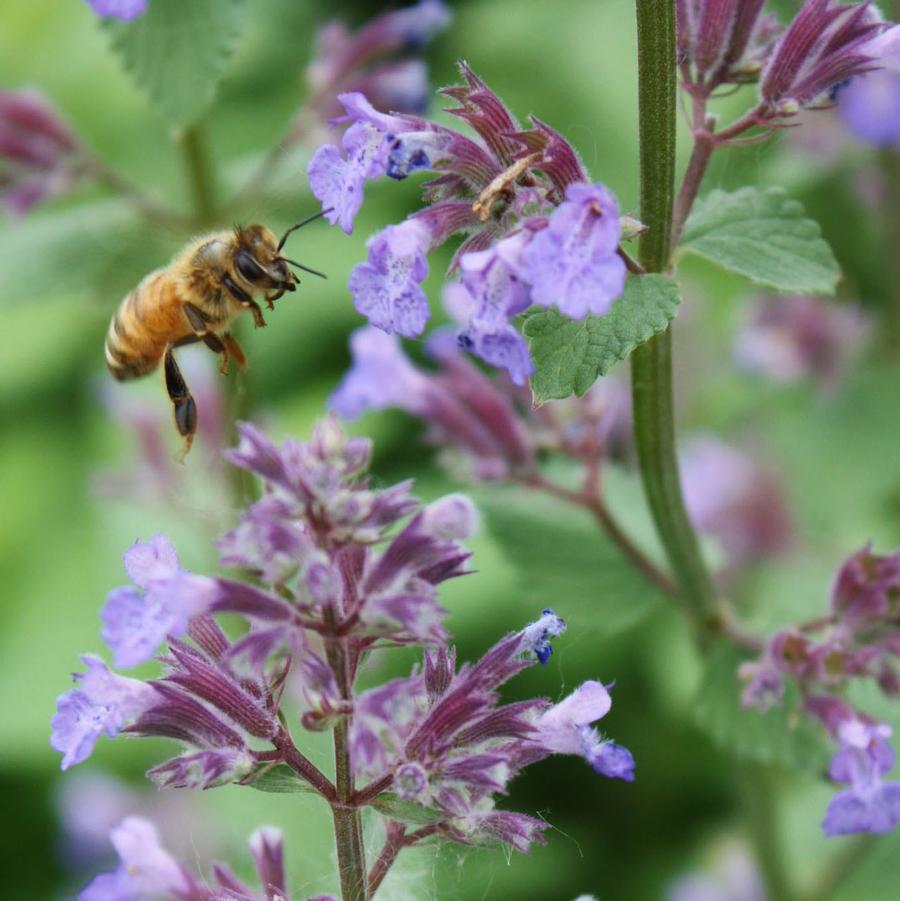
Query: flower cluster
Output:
[[679, 435, 793, 570], [678, 0, 892, 114], [0, 89, 85, 215], [308, 63, 630, 384], [52, 419, 633, 895], [305, 0, 451, 122], [733, 293, 869, 391], [81, 817, 336, 901], [740, 545, 900, 835], [330, 323, 633, 481]]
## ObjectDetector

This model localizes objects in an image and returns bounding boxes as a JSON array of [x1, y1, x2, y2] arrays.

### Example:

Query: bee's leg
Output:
[[222, 334, 248, 371], [183, 302, 230, 374], [263, 286, 288, 310], [163, 346, 197, 461], [222, 273, 266, 328]]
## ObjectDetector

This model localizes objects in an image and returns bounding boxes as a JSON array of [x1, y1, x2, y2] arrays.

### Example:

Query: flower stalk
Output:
[[632, 0, 719, 631], [324, 607, 368, 901]]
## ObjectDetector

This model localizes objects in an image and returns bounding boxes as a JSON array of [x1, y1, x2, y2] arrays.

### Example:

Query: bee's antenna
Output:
[[277, 208, 333, 251], [283, 258, 327, 279]]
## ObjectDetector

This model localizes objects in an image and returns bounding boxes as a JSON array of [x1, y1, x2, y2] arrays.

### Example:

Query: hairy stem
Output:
[[367, 822, 406, 897], [271, 728, 337, 801], [670, 128, 713, 250], [631, 0, 719, 631], [324, 609, 368, 901], [367, 823, 441, 897]]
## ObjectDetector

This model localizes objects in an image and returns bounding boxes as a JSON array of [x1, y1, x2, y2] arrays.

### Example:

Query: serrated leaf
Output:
[[473, 484, 665, 637], [679, 187, 840, 294], [524, 274, 680, 402], [104, 0, 246, 126], [246, 764, 318, 794], [692, 644, 829, 773]]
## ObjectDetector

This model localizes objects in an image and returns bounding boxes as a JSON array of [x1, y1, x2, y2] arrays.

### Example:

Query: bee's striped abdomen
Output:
[[105, 271, 181, 381]]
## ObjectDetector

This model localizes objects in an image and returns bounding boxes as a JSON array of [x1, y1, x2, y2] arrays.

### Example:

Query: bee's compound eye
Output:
[[235, 249, 264, 283]]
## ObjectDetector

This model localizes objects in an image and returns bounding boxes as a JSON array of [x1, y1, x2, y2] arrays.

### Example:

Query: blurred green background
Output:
[[2, 0, 899, 899]]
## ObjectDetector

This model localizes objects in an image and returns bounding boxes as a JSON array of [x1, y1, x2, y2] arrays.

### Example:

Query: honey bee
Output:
[[104, 212, 328, 458]]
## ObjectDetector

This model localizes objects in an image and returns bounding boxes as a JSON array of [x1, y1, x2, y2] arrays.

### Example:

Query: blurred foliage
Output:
[[1, 1, 899, 900]]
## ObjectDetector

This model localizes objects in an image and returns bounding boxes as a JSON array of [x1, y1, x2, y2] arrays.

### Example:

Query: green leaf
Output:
[[370, 793, 447, 827], [473, 483, 665, 637], [524, 274, 680, 402], [104, 0, 246, 126], [679, 187, 840, 294], [246, 764, 318, 794], [692, 644, 829, 773]]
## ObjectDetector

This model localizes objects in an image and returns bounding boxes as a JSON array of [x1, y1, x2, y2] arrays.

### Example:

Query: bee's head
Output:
[[233, 217, 329, 294], [233, 224, 298, 293]]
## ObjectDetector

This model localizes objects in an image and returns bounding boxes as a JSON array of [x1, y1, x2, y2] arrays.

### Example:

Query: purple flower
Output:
[[101, 535, 219, 668], [216, 496, 310, 586], [331, 324, 535, 478], [733, 294, 869, 390], [831, 544, 900, 626], [148, 747, 255, 790], [760, 1, 884, 110], [307, 63, 631, 382], [534, 680, 635, 780], [823, 719, 900, 835], [454, 234, 538, 385], [676, 0, 777, 89], [79, 817, 195, 901], [307, 119, 390, 234], [84, 0, 148, 20], [306, 2, 451, 122], [838, 70, 900, 145], [248, 827, 287, 899], [51, 656, 157, 769], [348, 218, 433, 336], [329, 326, 433, 418], [838, 25, 900, 145], [521, 182, 627, 319], [520, 608, 567, 664], [0, 89, 83, 215], [458, 319, 535, 387], [679, 436, 793, 567]]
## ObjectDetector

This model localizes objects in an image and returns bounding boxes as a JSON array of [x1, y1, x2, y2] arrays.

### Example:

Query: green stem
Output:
[[631, 0, 719, 630], [738, 763, 794, 901], [324, 609, 368, 901], [878, 148, 900, 357], [178, 124, 217, 226]]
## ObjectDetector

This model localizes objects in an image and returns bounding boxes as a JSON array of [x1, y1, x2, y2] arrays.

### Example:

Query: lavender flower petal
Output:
[[536, 680, 612, 753], [839, 69, 900, 146], [520, 608, 567, 664], [329, 326, 433, 418], [521, 181, 627, 319], [122, 533, 180, 588], [84, 0, 148, 21], [349, 218, 432, 336], [51, 656, 157, 770], [79, 817, 194, 901]]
